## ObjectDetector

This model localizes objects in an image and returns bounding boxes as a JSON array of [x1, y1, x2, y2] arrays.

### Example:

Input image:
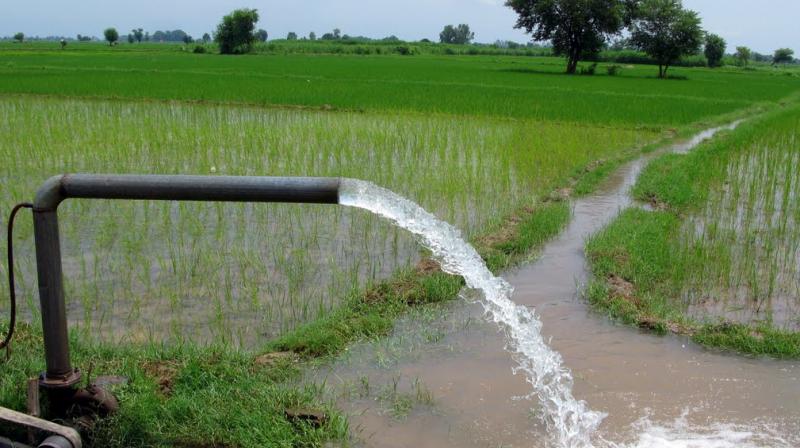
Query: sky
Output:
[[0, 0, 797, 55]]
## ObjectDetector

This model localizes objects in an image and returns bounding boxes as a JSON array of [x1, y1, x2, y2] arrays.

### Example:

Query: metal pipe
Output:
[[33, 174, 341, 211], [0, 407, 81, 448], [33, 174, 341, 388], [38, 436, 75, 448]]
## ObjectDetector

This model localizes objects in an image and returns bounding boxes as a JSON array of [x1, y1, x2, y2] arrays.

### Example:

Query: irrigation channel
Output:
[[320, 122, 800, 448]]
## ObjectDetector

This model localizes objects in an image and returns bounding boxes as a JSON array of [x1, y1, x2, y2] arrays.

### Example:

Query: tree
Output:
[[773, 48, 795, 65], [133, 28, 144, 43], [60, 39, 67, 49], [13, 32, 24, 43], [439, 24, 475, 45], [144, 31, 150, 42], [104, 28, 119, 46], [309, 31, 316, 41], [256, 29, 268, 42], [628, 0, 703, 78], [734, 46, 751, 67], [287, 32, 298, 40], [182, 34, 193, 44], [215, 8, 259, 54], [333, 28, 341, 39], [152, 30, 189, 42], [127, 34, 135, 44], [704, 33, 726, 67], [202, 33, 211, 43], [506, 0, 624, 74]]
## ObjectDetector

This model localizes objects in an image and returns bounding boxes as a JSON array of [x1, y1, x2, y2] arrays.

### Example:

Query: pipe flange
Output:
[[39, 369, 82, 390]]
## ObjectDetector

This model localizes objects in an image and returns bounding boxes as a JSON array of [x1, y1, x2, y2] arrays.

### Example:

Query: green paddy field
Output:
[[1, 42, 798, 446]]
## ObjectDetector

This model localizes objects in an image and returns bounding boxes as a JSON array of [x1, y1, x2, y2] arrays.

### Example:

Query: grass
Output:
[[586, 103, 800, 357], [0, 322, 349, 447]]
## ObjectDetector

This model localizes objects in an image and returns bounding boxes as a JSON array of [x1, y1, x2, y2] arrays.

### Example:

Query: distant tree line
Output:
[[152, 30, 190, 42], [4, 6, 797, 71], [503, 0, 796, 77]]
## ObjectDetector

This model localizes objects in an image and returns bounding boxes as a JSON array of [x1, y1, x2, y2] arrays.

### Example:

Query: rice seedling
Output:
[[587, 103, 800, 356], [678, 125, 800, 330], [1, 48, 798, 126], [0, 96, 656, 346]]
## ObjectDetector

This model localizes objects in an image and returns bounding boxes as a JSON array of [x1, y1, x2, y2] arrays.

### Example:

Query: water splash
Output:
[[612, 409, 796, 448], [340, 178, 604, 447]]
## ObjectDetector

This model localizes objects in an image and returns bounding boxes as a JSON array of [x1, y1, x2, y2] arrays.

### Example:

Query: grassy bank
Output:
[[586, 104, 800, 358]]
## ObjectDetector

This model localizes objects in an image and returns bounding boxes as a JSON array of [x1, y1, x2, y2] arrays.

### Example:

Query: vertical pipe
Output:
[[32, 210, 78, 386]]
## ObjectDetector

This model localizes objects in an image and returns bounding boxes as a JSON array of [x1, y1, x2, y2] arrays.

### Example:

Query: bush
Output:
[[579, 63, 598, 75], [394, 45, 418, 56], [606, 64, 621, 76], [193, 45, 207, 54], [215, 8, 259, 54], [597, 50, 707, 67]]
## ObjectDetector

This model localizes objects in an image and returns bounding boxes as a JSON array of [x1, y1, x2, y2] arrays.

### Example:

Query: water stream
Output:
[[326, 122, 799, 447], [339, 179, 603, 447]]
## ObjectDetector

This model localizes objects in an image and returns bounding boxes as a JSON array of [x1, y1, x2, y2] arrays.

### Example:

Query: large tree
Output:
[[215, 8, 259, 54], [628, 0, 703, 78], [505, 0, 624, 74], [104, 27, 119, 46], [773, 48, 795, 65], [734, 46, 751, 67], [704, 33, 726, 68], [13, 32, 24, 43], [439, 24, 475, 45]]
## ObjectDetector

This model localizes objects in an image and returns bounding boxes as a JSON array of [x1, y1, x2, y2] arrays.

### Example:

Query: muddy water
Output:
[[316, 123, 800, 447]]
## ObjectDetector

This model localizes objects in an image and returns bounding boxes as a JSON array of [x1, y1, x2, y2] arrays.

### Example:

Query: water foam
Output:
[[340, 179, 604, 447], [612, 410, 796, 448]]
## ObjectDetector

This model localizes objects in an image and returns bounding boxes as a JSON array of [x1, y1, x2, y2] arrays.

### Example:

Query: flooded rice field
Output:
[[0, 97, 655, 345], [682, 143, 800, 330], [314, 124, 800, 447]]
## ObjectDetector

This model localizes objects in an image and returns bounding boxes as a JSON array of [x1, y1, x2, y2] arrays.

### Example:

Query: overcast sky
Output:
[[1, 0, 796, 55]]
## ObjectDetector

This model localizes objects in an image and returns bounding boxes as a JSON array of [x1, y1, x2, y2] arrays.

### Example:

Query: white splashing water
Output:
[[612, 410, 796, 448], [340, 178, 605, 447]]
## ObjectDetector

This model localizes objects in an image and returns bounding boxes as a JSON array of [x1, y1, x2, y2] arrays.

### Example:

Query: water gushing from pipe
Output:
[[339, 179, 604, 448]]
